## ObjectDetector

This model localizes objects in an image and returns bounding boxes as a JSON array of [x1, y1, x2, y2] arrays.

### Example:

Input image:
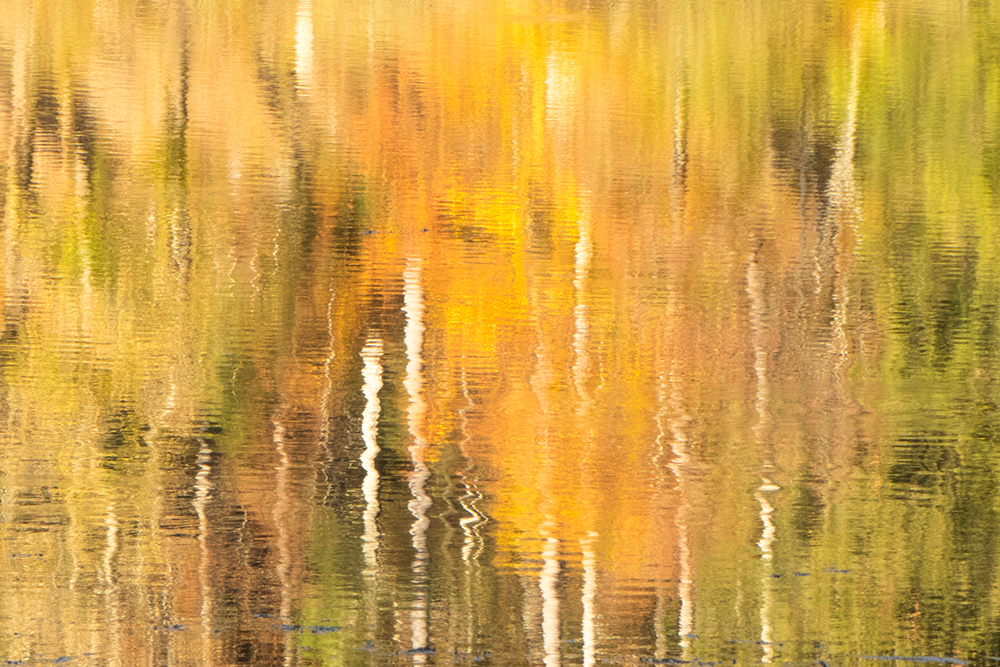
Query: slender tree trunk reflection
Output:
[[193, 437, 213, 664], [748, 247, 778, 663], [271, 414, 293, 666], [360, 335, 384, 650], [404, 259, 431, 659]]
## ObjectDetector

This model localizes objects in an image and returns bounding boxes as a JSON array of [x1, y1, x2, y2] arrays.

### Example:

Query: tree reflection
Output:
[[3, 0, 1000, 663]]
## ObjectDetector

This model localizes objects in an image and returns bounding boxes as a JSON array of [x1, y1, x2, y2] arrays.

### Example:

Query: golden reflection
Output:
[[2, 0, 1000, 663]]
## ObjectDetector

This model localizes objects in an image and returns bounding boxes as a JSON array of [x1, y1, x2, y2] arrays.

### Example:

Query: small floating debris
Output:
[[404, 646, 436, 656], [276, 624, 301, 633], [450, 649, 491, 663], [308, 625, 340, 635], [823, 567, 851, 574], [794, 572, 810, 577], [153, 624, 185, 631], [52, 658, 72, 664]]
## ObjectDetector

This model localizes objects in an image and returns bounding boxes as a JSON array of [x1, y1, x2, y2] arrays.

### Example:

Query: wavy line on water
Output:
[[861, 657, 969, 666]]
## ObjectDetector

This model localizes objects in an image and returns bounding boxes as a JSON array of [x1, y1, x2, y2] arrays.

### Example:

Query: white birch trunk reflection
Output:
[[294, 0, 314, 93], [531, 307, 559, 667], [541, 534, 561, 667], [193, 437, 213, 663], [573, 206, 593, 414], [653, 372, 670, 662], [747, 250, 777, 663], [826, 20, 862, 383], [360, 338, 384, 579], [271, 415, 293, 666], [359, 335, 384, 656], [319, 289, 336, 506], [669, 395, 695, 657], [404, 259, 431, 659], [103, 502, 122, 667], [574, 200, 598, 667], [581, 531, 597, 667]]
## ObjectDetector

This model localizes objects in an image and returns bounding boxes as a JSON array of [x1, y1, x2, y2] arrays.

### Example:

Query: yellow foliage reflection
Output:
[[1, 0, 998, 663]]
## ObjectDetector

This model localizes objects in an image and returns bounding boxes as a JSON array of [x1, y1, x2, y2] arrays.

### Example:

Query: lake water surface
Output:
[[2, 0, 1000, 664]]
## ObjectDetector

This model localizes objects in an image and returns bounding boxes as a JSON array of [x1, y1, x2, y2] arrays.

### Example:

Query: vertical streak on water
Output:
[[2, 4, 29, 432], [573, 200, 598, 665], [103, 503, 121, 667], [193, 437, 213, 662], [670, 55, 688, 217], [7, 4, 29, 207], [294, 0, 314, 93], [403, 259, 431, 659], [661, 48, 691, 659], [541, 535, 561, 667], [531, 310, 559, 667], [665, 371, 694, 657], [458, 370, 482, 567], [747, 250, 777, 663], [581, 531, 597, 667], [573, 206, 593, 413], [457, 366, 485, 653], [272, 416, 293, 666], [319, 289, 336, 505], [652, 371, 670, 662], [360, 337, 384, 604], [826, 20, 862, 381], [754, 480, 778, 659]]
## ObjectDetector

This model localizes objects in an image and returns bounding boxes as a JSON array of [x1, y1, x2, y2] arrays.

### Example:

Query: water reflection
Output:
[[403, 259, 431, 659], [665, 373, 695, 662], [4, 0, 1000, 663], [360, 337, 384, 579]]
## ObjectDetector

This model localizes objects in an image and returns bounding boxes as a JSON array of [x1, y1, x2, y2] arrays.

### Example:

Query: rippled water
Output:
[[2, 0, 1000, 664]]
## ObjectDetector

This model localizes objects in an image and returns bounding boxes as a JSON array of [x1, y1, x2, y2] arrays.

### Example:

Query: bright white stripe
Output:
[[582, 532, 597, 667], [360, 338, 384, 576], [294, 0, 313, 90], [541, 536, 561, 667], [404, 259, 431, 660]]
